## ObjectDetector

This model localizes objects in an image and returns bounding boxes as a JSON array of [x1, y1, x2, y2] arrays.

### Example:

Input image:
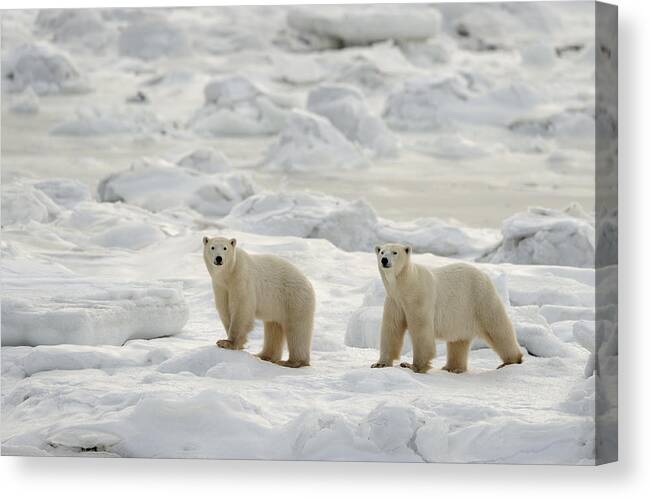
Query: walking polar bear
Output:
[[371, 243, 523, 374], [203, 236, 315, 368]]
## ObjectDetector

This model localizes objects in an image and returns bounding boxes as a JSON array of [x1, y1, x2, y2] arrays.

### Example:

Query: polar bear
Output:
[[370, 243, 523, 373], [203, 236, 315, 367]]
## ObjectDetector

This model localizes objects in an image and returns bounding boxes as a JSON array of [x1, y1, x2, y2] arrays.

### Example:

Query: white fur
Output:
[[371, 243, 523, 373], [203, 236, 315, 367]]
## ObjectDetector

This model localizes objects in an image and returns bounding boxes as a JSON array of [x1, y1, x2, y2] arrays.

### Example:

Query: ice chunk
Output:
[[1, 271, 189, 346], [118, 17, 187, 60], [97, 158, 257, 217], [2, 42, 90, 95], [262, 110, 370, 172], [189, 76, 289, 136], [177, 148, 231, 174], [287, 5, 441, 47], [345, 306, 412, 354], [307, 84, 398, 157], [35, 9, 113, 52], [507, 306, 576, 358], [488, 205, 595, 267], [383, 76, 468, 130], [1, 181, 61, 226], [32, 178, 92, 209]]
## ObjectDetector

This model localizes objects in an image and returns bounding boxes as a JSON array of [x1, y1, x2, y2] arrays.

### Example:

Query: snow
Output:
[[189, 76, 289, 136], [2, 42, 90, 95], [223, 191, 499, 257], [262, 110, 370, 172], [307, 84, 399, 157], [8, 87, 40, 114], [1, 3, 602, 464], [97, 158, 257, 217], [50, 106, 167, 136], [287, 5, 442, 47], [487, 205, 595, 267]]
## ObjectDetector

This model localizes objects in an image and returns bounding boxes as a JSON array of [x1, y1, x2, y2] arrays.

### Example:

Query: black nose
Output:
[[381, 257, 388, 266], [214, 256, 223, 265]]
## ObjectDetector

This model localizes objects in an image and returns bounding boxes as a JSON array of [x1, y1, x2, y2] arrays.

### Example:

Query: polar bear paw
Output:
[[400, 362, 430, 374], [370, 362, 390, 368], [217, 339, 237, 350], [442, 365, 467, 374]]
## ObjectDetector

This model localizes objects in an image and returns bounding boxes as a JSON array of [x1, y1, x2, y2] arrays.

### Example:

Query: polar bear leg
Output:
[[401, 326, 436, 373], [372, 297, 407, 368], [257, 321, 285, 363], [442, 340, 470, 373], [279, 317, 312, 368]]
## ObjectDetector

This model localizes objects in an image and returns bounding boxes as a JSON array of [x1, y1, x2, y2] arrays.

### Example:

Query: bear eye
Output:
[[210, 246, 215, 250], [392, 251, 398, 255], [223, 247, 227, 251]]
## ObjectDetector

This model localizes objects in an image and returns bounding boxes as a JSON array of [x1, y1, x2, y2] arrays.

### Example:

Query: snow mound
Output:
[[307, 84, 399, 157], [223, 191, 499, 256], [177, 148, 231, 174], [189, 76, 289, 136], [262, 110, 370, 172], [1, 270, 189, 347], [383, 76, 468, 130], [339, 368, 423, 393], [488, 205, 595, 267], [8, 87, 40, 114], [158, 346, 289, 380], [17, 343, 172, 377], [118, 18, 187, 60], [2, 43, 90, 95], [287, 5, 441, 47], [97, 158, 257, 217], [50, 106, 167, 136], [1, 181, 61, 226]]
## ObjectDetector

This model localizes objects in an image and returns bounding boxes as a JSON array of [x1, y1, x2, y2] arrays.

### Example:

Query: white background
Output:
[[1, 0, 648, 497]]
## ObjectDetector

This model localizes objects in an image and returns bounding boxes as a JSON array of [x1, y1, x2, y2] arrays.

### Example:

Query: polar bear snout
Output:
[[214, 255, 223, 266], [381, 257, 391, 268]]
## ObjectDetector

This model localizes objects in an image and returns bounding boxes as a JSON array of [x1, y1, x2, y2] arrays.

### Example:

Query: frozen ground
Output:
[[1, 4, 608, 463]]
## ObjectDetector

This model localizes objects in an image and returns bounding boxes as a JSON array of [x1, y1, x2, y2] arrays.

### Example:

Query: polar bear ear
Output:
[[229, 238, 237, 248], [405, 246, 411, 254], [374, 245, 381, 254], [203, 236, 209, 245]]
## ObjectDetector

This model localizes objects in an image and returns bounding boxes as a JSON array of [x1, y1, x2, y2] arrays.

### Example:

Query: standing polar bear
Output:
[[203, 236, 315, 367], [371, 243, 523, 374]]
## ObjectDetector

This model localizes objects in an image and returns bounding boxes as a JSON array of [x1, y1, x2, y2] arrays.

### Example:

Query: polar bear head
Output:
[[374, 243, 411, 274], [203, 236, 237, 272]]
